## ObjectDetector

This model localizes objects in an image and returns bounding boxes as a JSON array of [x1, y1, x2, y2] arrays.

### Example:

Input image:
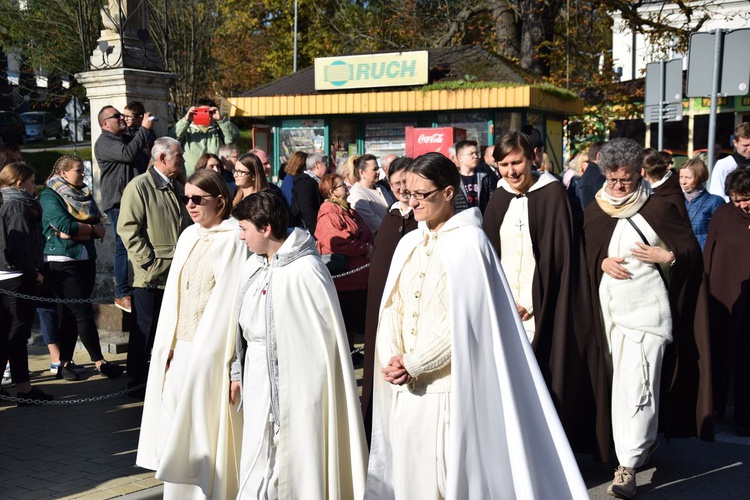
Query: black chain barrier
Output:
[[0, 263, 370, 405]]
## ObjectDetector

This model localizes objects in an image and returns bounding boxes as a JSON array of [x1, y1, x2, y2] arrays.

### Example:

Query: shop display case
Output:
[[364, 120, 417, 158]]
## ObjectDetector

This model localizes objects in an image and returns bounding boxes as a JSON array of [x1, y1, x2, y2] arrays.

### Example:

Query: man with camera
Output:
[[94, 105, 156, 314], [169, 98, 240, 176]]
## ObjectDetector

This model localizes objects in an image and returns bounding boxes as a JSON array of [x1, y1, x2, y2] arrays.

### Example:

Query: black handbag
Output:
[[321, 253, 348, 276]]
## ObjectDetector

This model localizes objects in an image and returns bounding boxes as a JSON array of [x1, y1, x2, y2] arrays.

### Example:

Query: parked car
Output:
[[0, 111, 25, 145], [21, 111, 62, 142]]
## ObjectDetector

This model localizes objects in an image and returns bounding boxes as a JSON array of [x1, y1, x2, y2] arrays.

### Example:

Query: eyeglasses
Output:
[[180, 194, 215, 205], [103, 113, 123, 121], [233, 169, 251, 177], [605, 177, 636, 187], [401, 187, 443, 200], [460, 152, 479, 157], [333, 183, 347, 189]]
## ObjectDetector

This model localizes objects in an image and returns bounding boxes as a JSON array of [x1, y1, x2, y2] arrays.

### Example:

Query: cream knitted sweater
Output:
[[174, 229, 216, 343], [377, 231, 451, 393]]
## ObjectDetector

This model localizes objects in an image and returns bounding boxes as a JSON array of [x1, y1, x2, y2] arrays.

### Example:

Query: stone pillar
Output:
[[73, 1, 177, 333]]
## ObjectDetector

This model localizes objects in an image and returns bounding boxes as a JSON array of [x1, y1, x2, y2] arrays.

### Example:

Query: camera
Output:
[[193, 107, 212, 126]]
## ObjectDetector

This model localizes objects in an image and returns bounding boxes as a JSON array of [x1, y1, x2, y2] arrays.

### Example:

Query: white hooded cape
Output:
[[365, 208, 587, 499], [238, 228, 368, 499], [136, 218, 248, 498]]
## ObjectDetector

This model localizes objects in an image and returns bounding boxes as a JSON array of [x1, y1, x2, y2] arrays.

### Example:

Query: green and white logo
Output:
[[315, 51, 429, 91]]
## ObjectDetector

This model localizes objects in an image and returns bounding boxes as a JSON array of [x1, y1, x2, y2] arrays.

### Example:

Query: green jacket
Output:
[[117, 167, 192, 289], [39, 187, 98, 260], [169, 117, 240, 176]]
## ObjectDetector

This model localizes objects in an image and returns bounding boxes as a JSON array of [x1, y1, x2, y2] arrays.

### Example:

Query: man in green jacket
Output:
[[169, 98, 240, 176], [118, 137, 192, 392]]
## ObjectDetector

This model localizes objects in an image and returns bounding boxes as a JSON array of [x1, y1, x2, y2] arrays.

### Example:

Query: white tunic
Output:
[[497, 172, 559, 342], [237, 266, 277, 499]]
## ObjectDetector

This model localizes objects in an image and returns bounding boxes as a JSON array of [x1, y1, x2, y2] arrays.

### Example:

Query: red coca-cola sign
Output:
[[406, 127, 467, 158], [417, 133, 445, 144]]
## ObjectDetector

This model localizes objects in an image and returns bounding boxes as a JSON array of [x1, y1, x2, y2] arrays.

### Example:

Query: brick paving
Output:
[[0, 345, 159, 500], [1, 338, 365, 500]]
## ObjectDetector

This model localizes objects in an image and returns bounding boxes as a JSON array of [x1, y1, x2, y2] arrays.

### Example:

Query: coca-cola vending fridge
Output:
[[405, 127, 467, 158]]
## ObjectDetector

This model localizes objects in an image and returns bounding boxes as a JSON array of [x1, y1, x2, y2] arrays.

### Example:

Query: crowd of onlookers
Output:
[[0, 101, 748, 498]]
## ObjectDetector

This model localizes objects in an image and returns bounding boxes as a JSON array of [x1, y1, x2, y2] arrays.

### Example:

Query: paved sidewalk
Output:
[[3, 340, 746, 499], [0, 346, 159, 500]]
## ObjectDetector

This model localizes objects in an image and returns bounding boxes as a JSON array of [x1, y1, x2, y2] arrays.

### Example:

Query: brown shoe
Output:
[[607, 465, 636, 499], [114, 296, 132, 313]]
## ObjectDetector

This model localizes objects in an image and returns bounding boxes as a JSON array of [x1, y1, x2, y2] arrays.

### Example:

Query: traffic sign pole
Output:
[[658, 60, 665, 151], [707, 30, 724, 174]]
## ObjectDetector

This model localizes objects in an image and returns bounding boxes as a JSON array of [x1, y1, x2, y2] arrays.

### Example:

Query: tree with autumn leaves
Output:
[[1, 0, 712, 136]]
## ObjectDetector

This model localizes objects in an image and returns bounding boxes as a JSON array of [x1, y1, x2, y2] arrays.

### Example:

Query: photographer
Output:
[[169, 98, 240, 176]]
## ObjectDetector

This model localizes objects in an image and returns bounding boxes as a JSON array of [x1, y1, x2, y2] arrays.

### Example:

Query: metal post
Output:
[[658, 60, 665, 151], [707, 29, 724, 175], [293, 0, 298, 73]]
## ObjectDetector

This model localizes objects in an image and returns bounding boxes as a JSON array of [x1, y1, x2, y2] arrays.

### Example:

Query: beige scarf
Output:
[[595, 179, 652, 219]]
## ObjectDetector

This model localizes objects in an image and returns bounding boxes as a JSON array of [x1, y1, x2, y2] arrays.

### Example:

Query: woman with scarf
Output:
[[314, 173, 375, 358], [583, 139, 712, 500], [0, 162, 53, 404], [679, 158, 725, 250], [40, 156, 123, 381]]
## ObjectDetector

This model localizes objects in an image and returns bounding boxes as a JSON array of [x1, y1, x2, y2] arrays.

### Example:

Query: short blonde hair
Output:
[[681, 158, 709, 186]]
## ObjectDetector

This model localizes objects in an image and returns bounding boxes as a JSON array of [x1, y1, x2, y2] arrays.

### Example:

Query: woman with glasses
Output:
[[314, 173, 374, 359], [583, 138, 712, 499], [482, 132, 593, 453], [704, 169, 750, 437], [366, 152, 586, 499], [137, 169, 247, 499], [641, 148, 689, 221], [40, 155, 123, 381], [232, 152, 284, 208]]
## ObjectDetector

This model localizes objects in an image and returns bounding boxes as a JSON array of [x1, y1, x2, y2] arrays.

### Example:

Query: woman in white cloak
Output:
[[365, 152, 588, 499], [229, 190, 368, 499], [136, 169, 247, 499]]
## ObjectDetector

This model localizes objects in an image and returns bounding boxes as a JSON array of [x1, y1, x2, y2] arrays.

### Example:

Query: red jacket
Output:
[[315, 200, 374, 292]]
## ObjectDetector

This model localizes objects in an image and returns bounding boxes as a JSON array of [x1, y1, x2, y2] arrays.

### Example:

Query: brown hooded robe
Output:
[[584, 194, 714, 462], [483, 180, 599, 455], [703, 202, 750, 427]]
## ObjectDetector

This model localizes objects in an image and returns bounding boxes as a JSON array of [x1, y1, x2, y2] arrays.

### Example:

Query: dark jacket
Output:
[[361, 206, 418, 440], [454, 168, 496, 214], [123, 126, 156, 176], [0, 188, 44, 284], [577, 162, 605, 210], [94, 127, 153, 212], [290, 173, 323, 234]]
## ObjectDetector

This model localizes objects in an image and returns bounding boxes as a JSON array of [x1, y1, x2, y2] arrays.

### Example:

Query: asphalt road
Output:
[[581, 418, 749, 499]]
